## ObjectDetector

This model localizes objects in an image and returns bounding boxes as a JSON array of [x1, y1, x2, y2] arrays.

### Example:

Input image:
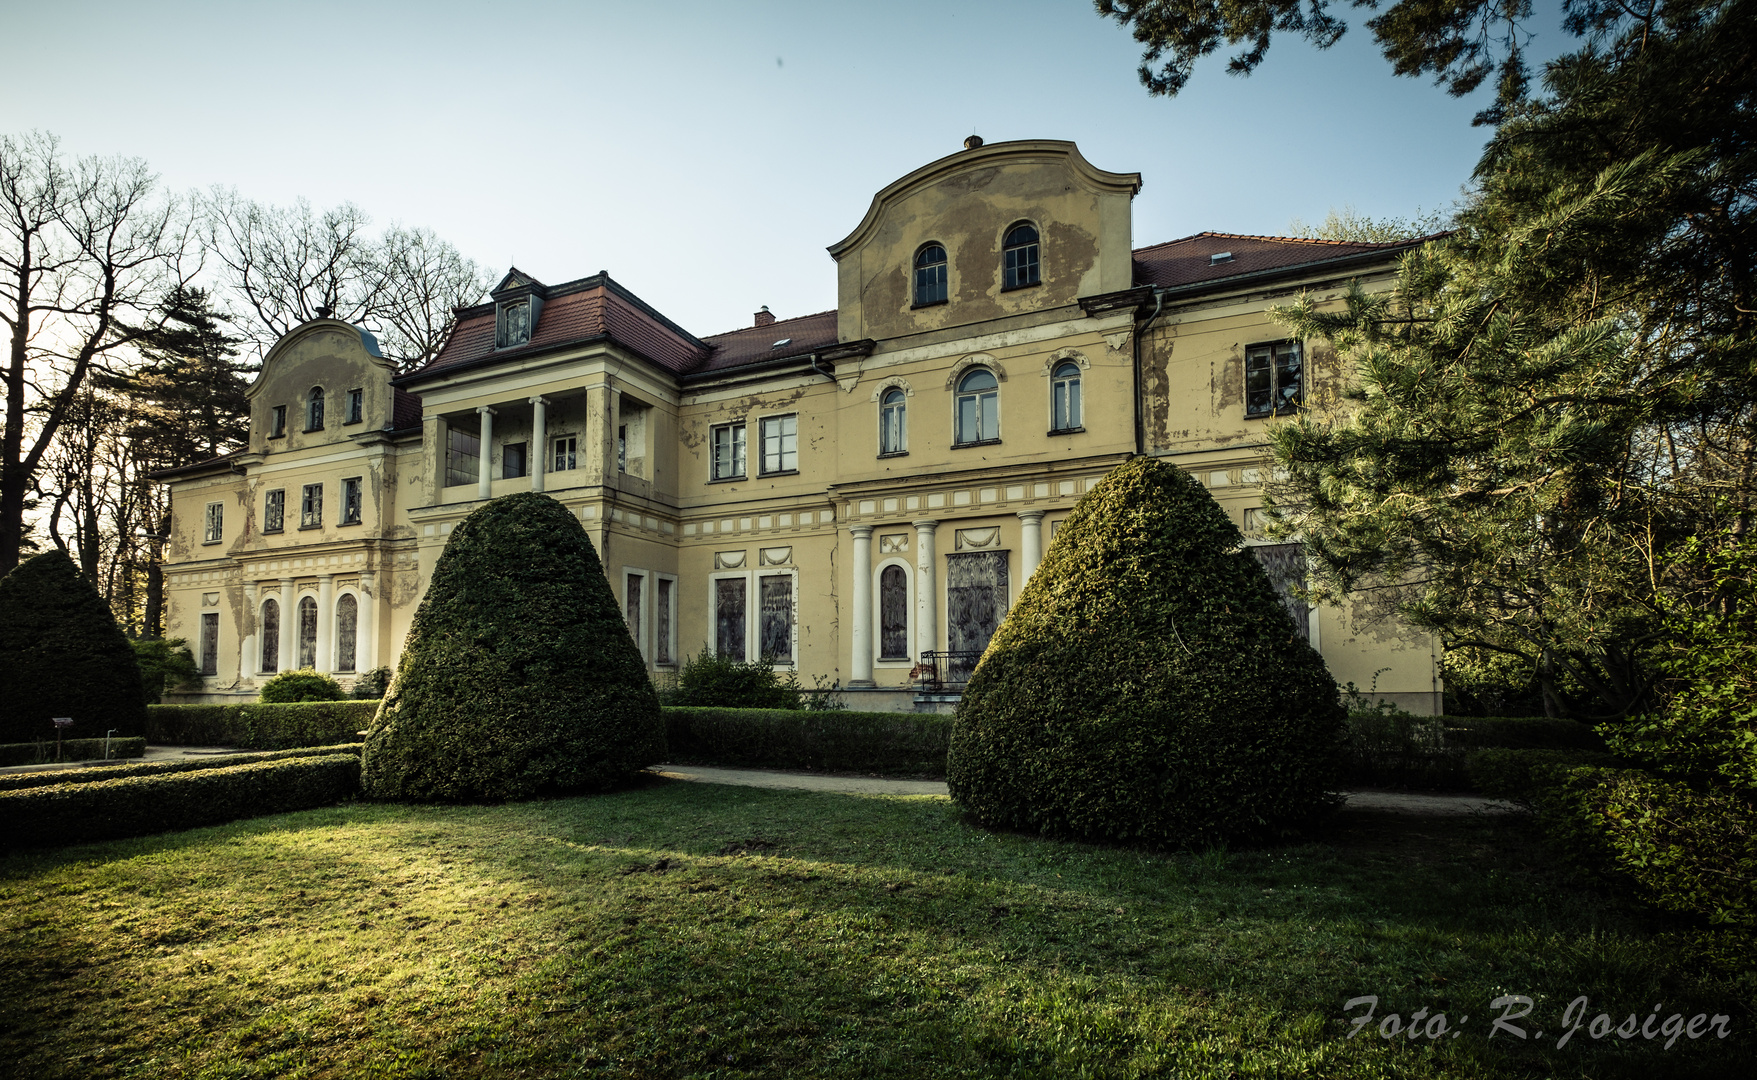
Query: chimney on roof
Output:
[[755, 305, 776, 328], [964, 134, 983, 150]]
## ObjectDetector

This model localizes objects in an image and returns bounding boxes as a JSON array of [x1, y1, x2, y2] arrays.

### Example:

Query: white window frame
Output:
[[758, 413, 798, 475], [340, 477, 363, 525], [707, 568, 798, 667], [879, 389, 907, 456], [345, 387, 364, 424], [300, 483, 322, 528], [1051, 361, 1083, 431], [954, 368, 1001, 445], [552, 434, 578, 473], [710, 421, 746, 481], [872, 557, 915, 668], [202, 502, 223, 544]]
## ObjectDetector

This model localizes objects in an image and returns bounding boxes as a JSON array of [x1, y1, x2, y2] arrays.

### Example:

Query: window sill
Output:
[[910, 298, 948, 310], [267, 433, 286, 440], [298, 523, 324, 531], [202, 539, 222, 546], [1245, 408, 1300, 421], [1048, 426, 1086, 436], [343, 419, 363, 427], [758, 469, 800, 478], [952, 438, 1002, 449], [707, 475, 747, 485], [303, 427, 324, 434], [339, 519, 362, 527], [262, 528, 284, 535], [877, 450, 909, 460], [1000, 279, 1042, 293]]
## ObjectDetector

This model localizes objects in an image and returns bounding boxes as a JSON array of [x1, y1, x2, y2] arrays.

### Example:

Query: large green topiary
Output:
[[0, 550, 149, 743], [258, 668, 347, 703], [947, 457, 1346, 847], [362, 492, 664, 800]]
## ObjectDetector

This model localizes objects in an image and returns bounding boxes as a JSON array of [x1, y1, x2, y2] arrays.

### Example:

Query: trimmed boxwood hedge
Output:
[[0, 753, 361, 849], [363, 493, 665, 801], [0, 736, 146, 767], [664, 707, 950, 776], [0, 743, 362, 792], [0, 550, 148, 743], [1344, 715, 1608, 790], [949, 458, 1347, 848], [144, 701, 379, 748]]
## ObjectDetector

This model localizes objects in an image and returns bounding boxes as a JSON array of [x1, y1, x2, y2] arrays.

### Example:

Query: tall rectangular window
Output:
[[345, 388, 363, 424], [203, 503, 223, 544], [759, 574, 792, 661], [879, 565, 909, 660], [445, 426, 480, 487], [552, 435, 577, 472], [300, 483, 322, 528], [617, 424, 627, 472], [711, 423, 746, 480], [270, 405, 287, 438], [1245, 341, 1303, 418], [263, 489, 285, 533], [715, 577, 747, 661], [655, 578, 673, 665], [341, 477, 362, 525], [759, 415, 797, 475], [625, 573, 643, 654], [503, 441, 527, 479], [199, 613, 219, 676]]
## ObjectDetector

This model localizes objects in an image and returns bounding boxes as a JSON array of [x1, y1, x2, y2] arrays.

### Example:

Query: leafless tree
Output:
[[0, 131, 193, 572]]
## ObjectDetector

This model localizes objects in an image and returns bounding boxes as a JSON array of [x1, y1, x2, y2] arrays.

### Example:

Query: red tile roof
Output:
[[696, 310, 839, 374], [1131, 231, 1420, 290], [391, 387, 424, 430]]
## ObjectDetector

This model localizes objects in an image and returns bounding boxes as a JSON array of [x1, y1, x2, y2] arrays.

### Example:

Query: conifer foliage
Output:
[[362, 493, 664, 801], [0, 550, 149, 742], [947, 458, 1345, 847]]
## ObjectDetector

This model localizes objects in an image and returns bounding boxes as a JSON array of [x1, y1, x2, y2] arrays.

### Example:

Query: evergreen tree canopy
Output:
[[1263, 0, 1756, 720], [0, 549, 148, 742], [947, 458, 1345, 848], [362, 493, 664, 801], [107, 287, 252, 471]]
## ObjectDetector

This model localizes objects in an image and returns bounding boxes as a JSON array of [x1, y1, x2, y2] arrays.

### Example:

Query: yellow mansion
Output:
[[157, 138, 1443, 713]]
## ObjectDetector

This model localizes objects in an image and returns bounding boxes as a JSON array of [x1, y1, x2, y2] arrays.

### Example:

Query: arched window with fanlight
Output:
[[880, 388, 907, 455], [260, 598, 280, 674], [297, 595, 318, 669], [1002, 223, 1040, 290], [306, 386, 325, 431], [335, 594, 358, 673], [955, 368, 999, 445], [913, 243, 947, 306], [1051, 361, 1082, 431]]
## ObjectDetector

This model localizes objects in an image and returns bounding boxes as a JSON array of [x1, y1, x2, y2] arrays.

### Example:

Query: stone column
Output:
[[358, 571, 377, 674], [529, 396, 548, 493], [241, 581, 259, 680], [913, 519, 939, 661], [1018, 510, 1046, 583], [316, 574, 335, 673], [849, 525, 875, 687], [476, 405, 496, 500], [277, 578, 296, 673]]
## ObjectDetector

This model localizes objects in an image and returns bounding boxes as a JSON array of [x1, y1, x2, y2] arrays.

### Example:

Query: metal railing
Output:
[[914, 650, 984, 692]]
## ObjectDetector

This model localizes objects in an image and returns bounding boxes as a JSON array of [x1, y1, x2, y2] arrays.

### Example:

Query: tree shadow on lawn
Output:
[[1, 782, 1750, 1078]]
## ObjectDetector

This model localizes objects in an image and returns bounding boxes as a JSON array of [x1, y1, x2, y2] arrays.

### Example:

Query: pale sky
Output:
[[5, 0, 1525, 338]]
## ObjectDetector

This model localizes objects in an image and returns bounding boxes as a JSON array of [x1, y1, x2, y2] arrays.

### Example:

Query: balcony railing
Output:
[[914, 650, 984, 692]]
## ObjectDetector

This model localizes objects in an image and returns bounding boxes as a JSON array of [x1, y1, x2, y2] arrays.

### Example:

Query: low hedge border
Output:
[[1344, 715, 1606, 791], [145, 701, 379, 749], [0, 753, 362, 849], [0, 743, 363, 793], [663, 707, 951, 777], [0, 737, 146, 767]]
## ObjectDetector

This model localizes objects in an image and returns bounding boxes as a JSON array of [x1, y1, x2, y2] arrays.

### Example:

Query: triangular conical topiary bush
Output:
[[362, 492, 665, 800], [0, 550, 149, 744], [947, 457, 1346, 847]]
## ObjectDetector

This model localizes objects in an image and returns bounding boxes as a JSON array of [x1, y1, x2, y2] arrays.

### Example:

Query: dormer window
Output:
[[914, 243, 948, 306], [498, 298, 532, 348], [1002, 223, 1040, 290]]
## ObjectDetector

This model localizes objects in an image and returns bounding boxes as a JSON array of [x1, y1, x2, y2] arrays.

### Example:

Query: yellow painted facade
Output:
[[159, 139, 1442, 713]]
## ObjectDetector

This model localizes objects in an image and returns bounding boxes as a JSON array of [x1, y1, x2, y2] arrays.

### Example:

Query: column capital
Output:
[[319, 572, 335, 582], [849, 524, 875, 539], [476, 404, 497, 417], [911, 519, 940, 531], [279, 577, 296, 588], [528, 395, 549, 406], [1016, 509, 1047, 523]]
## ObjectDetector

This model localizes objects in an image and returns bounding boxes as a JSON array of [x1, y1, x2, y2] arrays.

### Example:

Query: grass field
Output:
[[1, 778, 1750, 1078]]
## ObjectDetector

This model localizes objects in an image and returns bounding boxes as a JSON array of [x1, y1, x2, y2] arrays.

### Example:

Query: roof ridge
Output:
[[1132, 230, 1414, 254], [701, 308, 838, 342]]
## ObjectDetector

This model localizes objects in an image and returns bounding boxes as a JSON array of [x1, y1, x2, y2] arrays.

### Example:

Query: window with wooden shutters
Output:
[[715, 577, 747, 661], [298, 596, 318, 668], [199, 613, 219, 676], [759, 574, 792, 660], [260, 599, 280, 673], [879, 565, 909, 660], [335, 594, 358, 672]]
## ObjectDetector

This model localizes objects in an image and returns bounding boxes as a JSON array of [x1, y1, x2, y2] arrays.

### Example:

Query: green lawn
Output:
[[0, 779, 1749, 1078]]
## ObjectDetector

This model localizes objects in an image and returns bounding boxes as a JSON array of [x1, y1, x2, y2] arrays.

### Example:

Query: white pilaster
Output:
[[476, 405, 495, 500], [316, 574, 335, 673], [277, 578, 295, 673], [913, 519, 939, 660], [849, 525, 875, 686], [241, 581, 258, 682], [1018, 509, 1046, 583], [529, 396, 548, 493]]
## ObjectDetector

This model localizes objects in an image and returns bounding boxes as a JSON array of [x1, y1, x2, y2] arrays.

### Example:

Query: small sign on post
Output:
[[52, 717, 73, 762]]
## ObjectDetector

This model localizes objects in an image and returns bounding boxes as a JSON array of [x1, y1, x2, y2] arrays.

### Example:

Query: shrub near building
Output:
[[948, 458, 1346, 847], [0, 550, 148, 744], [363, 493, 665, 801]]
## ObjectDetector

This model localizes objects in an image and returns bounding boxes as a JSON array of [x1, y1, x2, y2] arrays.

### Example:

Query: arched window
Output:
[[306, 386, 325, 431], [955, 368, 999, 445], [1052, 361, 1082, 431], [880, 388, 907, 455], [913, 244, 947, 306], [260, 598, 280, 674], [1002, 223, 1039, 290], [335, 594, 358, 673], [297, 596, 318, 669], [879, 565, 909, 660]]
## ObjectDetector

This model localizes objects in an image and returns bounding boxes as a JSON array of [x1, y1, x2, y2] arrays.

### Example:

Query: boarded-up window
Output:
[[260, 599, 280, 674], [199, 613, 219, 676], [947, 551, 1008, 681], [655, 579, 673, 664], [336, 594, 358, 673], [298, 596, 318, 669], [879, 565, 909, 659], [625, 574, 643, 653], [1250, 543, 1309, 641], [715, 578, 746, 661], [759, 575, 792, 660]]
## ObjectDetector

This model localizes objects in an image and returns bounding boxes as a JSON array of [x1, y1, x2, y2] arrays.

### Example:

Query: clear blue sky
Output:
[[5, 0, 1548, 337]]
